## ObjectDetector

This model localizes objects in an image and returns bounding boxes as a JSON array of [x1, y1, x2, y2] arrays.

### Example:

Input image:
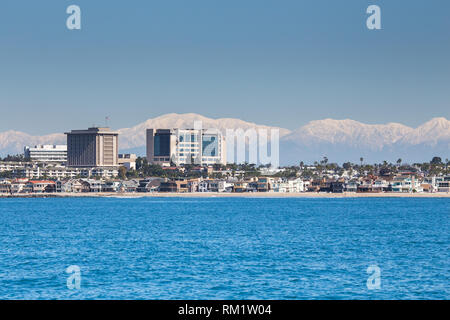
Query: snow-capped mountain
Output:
[[0, 131, 65, 156], [280, 117, 449, 164], [0, 114, 448, 164], [399, 117, 450, 145], [282, 119, 414, 150], [0, 113, 290, 157]]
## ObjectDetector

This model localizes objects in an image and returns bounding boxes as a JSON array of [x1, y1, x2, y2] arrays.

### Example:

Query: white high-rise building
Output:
[[146, 128, 226, 166], [24, 145, 67, 163]]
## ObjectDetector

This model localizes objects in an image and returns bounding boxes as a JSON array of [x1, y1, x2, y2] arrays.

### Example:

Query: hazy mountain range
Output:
[[0, 113, 448, 164]]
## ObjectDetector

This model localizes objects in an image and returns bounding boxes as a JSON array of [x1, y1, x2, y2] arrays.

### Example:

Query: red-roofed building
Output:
[[25, 180, 56, 193]]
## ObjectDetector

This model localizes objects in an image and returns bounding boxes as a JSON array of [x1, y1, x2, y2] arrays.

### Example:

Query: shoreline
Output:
[[1, 192, 449, 199]]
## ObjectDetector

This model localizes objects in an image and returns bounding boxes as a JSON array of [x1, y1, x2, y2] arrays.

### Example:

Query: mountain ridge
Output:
[[0, 113, 448, 164]]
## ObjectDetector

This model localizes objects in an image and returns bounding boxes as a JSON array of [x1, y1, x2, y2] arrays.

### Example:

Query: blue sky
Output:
[[0, 0, 449, 134]]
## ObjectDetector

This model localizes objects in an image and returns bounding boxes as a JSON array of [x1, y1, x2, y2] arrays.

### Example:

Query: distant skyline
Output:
[[1, 0, 449, 135]]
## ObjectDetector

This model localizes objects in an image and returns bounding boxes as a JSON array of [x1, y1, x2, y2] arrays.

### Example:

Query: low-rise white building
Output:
[[24, 145, 67, 163], [272, 178, 305, 193], [118, 154, 137, 171], [13, 165, 118, 179], [0, 162, 30, 173]]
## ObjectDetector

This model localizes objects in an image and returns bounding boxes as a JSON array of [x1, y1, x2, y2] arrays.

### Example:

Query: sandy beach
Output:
[[1, 192, 449, 198]]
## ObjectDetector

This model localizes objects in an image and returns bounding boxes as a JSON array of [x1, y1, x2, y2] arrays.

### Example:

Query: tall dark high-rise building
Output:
[[65, 127, 119, 167]]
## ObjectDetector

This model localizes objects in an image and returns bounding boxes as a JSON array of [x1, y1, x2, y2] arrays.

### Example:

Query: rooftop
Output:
[[65, 127, 119, 135]]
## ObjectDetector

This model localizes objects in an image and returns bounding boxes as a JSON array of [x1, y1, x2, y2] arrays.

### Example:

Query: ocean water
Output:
[[0, 197, 448, 300]]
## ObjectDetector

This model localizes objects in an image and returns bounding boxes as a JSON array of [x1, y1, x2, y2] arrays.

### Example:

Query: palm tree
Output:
[[397, 158, 402, 167], [360, 157, 364, 167]]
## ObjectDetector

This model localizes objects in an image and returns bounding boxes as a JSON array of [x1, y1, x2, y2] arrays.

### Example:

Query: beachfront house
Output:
[[272, 178, 305, 193], [345, 180, 358, 192], [159, 179, 188, 193], [24, 180, 56, 193], [437, 177, 450, 193], [208, 180, 231, 192], [61, 179, 88, 193], [102, 181, 121, 193], [257, 177, 274, 192], [119, 180, 139, 193], [392, 176, 423, 193], [198, 180, 209, 192], [233, 181, 249, 193], [10, 179, 29, 194], [0, 181, 12, 194], [85, 179, 102, 193], [137, 178, 162, 193]]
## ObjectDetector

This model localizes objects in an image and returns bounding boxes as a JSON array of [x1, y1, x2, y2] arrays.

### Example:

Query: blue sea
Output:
[[0, 197, 448, 300]]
